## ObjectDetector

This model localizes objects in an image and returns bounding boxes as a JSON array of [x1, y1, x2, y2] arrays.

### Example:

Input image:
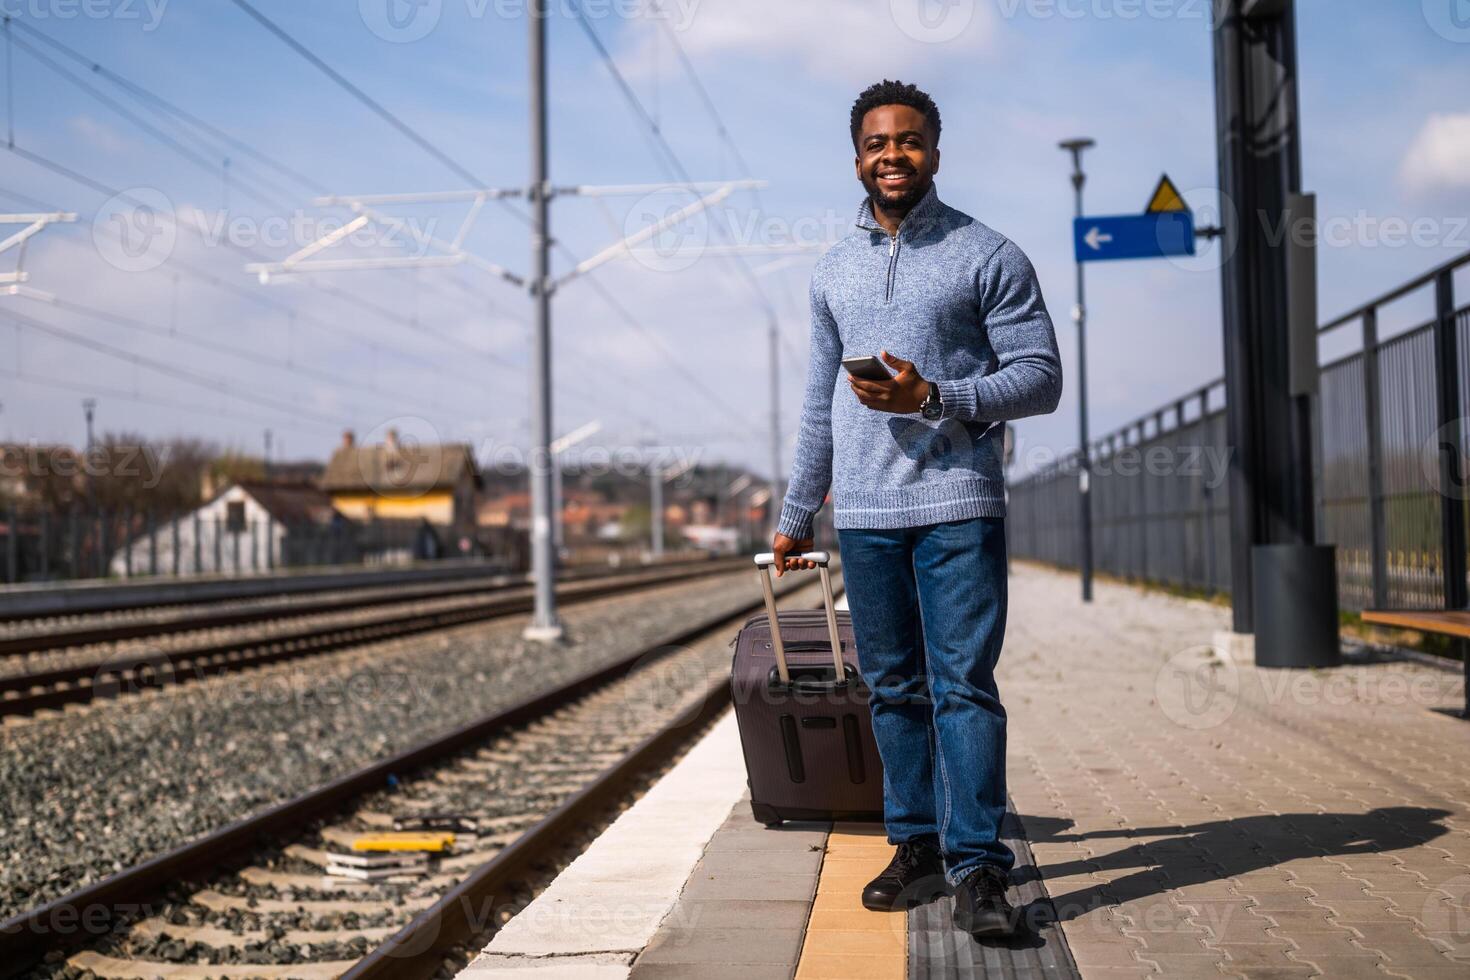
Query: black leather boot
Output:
[[860, 838, 944, 912], [951, 864, 1019, 939]]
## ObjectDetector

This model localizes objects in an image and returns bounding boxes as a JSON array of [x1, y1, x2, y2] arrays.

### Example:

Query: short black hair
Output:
[[850, 80, 941, 150]]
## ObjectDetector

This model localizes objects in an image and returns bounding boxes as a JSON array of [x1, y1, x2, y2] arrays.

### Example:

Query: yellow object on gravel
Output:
[[350, 832, 455, 852]]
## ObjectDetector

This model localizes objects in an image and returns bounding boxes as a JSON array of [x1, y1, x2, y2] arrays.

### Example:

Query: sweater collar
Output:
[[854, 182, 942, 238]]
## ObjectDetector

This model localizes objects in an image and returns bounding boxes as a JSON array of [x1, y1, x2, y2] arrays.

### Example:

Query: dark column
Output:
[[1212, 0, 1315, 632]]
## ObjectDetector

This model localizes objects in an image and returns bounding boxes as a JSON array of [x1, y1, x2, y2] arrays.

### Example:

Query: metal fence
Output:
[[0, 507, 480, 584], [1009, 250, 1470, 613]]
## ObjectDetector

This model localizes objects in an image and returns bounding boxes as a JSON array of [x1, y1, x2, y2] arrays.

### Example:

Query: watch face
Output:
[[922, 401, 942, 420]]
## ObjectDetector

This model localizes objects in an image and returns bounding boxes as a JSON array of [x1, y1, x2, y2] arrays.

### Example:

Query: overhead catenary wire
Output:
[[652, 8, 811, 361], [227, 0, 490, 190], [4, 24, 529, 372], [8, 308, 354, 428], [568, 0, 779, 323], [11, 16, 754, 447], [7, 148, 651, 437], [37, 294, 470, 420], [11, 34, 299, 213], [13, 20, 327, 197], [0, 360, 340, 436], [202, 4, 762, 439], [7, 144, 526, 379]]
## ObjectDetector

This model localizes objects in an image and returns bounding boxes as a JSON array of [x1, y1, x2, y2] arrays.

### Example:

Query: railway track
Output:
[[0, 568, 838, 979], [0, 558, 722, 654], [0, 558, 744, 718]]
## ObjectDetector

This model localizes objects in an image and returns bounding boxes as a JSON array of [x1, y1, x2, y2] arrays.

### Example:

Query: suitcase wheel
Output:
[[750, 801, 783, 828]]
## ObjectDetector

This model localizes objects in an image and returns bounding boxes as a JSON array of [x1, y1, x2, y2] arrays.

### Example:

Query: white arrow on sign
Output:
[[1084, 226, 1114, 251]]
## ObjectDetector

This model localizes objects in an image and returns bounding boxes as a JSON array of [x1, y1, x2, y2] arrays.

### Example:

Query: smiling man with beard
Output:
[[771, 80, 1062, 939]]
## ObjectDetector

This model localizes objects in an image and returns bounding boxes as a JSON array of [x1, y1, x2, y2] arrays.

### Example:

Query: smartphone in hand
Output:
[[842, 354, 892, 382]]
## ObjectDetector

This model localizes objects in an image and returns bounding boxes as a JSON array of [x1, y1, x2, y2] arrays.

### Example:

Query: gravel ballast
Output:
[[0, 567, 805, 921]]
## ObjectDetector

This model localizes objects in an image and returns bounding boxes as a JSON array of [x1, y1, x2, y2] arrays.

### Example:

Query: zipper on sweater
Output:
[[885, 233, 899, 303]]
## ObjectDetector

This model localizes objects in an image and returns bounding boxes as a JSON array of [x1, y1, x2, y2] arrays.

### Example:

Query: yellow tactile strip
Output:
[[796, 822, 907, 979]]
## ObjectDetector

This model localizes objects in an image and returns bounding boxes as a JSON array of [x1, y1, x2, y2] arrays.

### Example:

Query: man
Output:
[[771, 80, 1062, 939]]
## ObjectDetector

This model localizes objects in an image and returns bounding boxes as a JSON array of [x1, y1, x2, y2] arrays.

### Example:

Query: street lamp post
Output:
[[1059, 138, 1095, 603], [82, 398, 97, 507]]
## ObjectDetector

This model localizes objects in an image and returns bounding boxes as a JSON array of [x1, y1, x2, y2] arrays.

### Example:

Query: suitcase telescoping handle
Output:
[[752, 551, 844, 686]]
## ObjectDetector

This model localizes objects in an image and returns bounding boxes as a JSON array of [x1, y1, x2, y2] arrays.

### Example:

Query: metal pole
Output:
[[523, 0, 562, 641], [5, 503, 16, 583], [1213, 0, 1316, 632], [552, 456, 564, 556], [1432, 270, 1466, 611], [1060, 139, 1095, 602], [650, 459, 664, 559], [1361, 307, 1388, 608], [768, 318, 782, 541], [82, 400, 97, 539], [39, 509, 48, 579]]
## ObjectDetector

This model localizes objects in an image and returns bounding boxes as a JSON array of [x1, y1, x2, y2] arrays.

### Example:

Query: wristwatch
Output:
[[921, 381, 943, 421]]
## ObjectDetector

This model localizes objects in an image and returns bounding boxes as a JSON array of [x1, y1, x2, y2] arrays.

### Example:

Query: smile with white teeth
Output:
[[878, 171, 913, 183]]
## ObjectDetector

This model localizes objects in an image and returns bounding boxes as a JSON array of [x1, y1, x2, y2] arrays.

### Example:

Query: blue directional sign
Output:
[[1073, 211, 1196, 263]]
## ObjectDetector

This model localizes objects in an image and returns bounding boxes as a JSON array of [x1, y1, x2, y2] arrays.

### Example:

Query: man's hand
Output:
[[849, 350, 928, 414], [771, 532, 816, 578]]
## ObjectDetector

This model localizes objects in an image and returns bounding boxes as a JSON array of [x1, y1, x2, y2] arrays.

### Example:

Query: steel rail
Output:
[[0, 569, 834, 976], [0, 556, 736, 657], [0, 559, 745, 718]]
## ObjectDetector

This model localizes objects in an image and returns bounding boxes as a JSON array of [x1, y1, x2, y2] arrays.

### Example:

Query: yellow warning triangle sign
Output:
[[1145, 174, 1189, 213]]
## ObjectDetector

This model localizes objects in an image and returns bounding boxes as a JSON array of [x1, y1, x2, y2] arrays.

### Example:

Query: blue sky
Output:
[[2, 0, 1468, 482]]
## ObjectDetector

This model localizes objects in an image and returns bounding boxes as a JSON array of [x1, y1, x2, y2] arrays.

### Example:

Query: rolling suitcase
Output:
[[731, 551, 884, 826]]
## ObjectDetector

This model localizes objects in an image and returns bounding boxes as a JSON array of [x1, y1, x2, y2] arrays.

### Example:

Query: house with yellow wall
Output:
[[322, 430, 481, 554]]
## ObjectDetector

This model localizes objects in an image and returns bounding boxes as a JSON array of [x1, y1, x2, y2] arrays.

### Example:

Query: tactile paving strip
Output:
[[908, 809, 1082, 979]]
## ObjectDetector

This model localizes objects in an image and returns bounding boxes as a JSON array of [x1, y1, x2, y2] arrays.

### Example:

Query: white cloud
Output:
[[634, 0, 997, 81], [1400, 113, 1470, 195]]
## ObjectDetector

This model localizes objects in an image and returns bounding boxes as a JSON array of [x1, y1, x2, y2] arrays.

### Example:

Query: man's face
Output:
[[854, 104, 940, 213]]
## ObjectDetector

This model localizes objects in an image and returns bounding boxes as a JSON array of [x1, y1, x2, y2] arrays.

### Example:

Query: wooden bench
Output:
[[1360, 610, 1470, 717]]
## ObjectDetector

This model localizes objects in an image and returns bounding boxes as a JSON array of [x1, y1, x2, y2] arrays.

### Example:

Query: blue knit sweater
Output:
[[777, 185, 1063, 540]]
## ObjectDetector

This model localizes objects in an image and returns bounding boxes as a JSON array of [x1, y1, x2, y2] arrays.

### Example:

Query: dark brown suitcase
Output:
[[731, 552, 884, 826]]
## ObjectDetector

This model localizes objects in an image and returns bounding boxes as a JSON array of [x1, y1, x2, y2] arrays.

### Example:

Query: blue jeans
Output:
[[837, 517, 1013, 882]]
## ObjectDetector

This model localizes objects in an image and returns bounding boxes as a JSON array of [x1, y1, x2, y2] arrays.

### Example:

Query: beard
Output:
[[861, 168, 932, 213]]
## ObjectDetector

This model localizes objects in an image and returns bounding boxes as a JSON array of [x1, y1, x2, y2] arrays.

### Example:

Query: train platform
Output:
[[460, 561, 1470, 979]]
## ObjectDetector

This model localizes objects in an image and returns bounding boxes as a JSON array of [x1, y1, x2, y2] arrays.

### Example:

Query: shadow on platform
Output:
[[1014, 806, 1453, 926]]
